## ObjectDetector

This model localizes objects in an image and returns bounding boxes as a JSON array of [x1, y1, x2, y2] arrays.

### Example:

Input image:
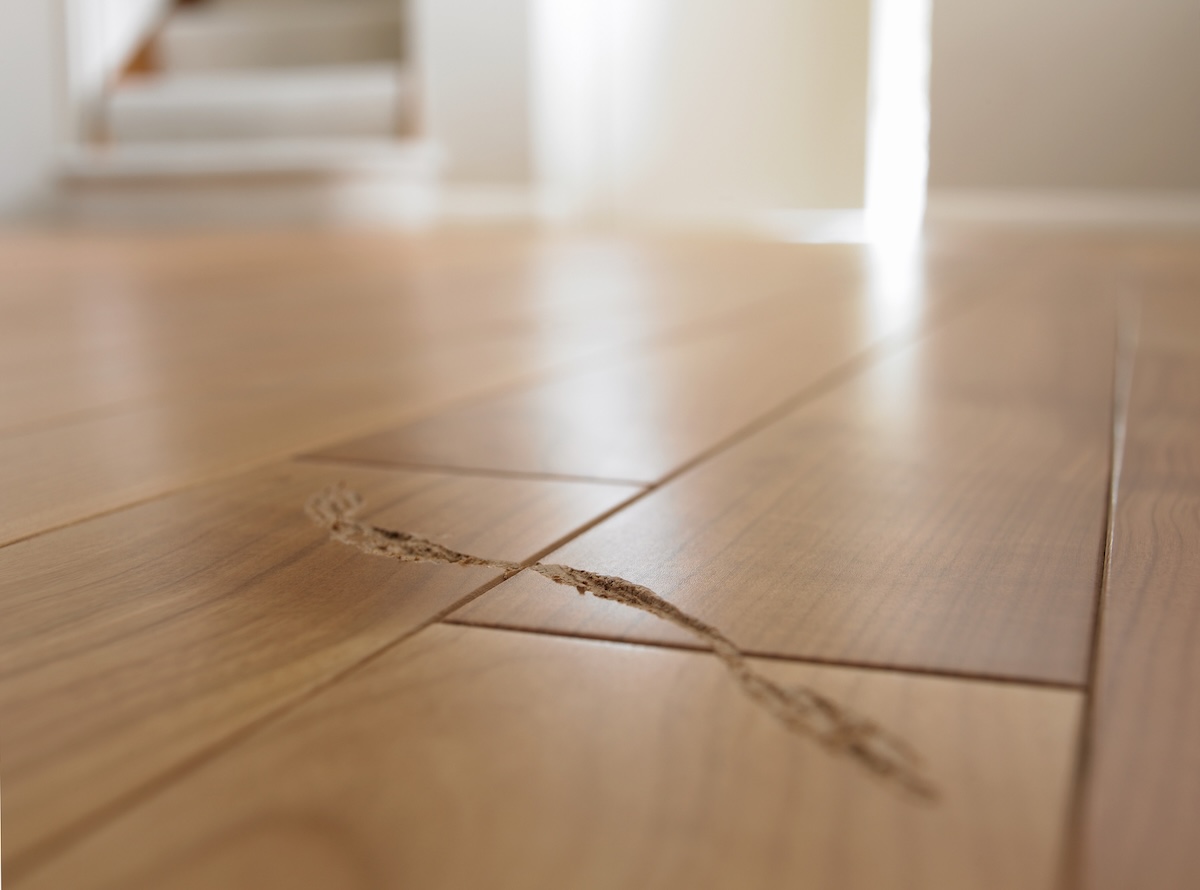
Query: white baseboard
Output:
[[926, 189, 1200, 228], [48, 181, 564, 230], [48, 139, 443, 229], [62, 179, 1200, 235], [54, 175, 438, 229]]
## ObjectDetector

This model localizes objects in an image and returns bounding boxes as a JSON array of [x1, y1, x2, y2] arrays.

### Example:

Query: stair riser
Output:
[[107, 64, 408, 142], [160, 16, 403, 71], [109, 104, 402, 142], [110, 107, 400, 141]]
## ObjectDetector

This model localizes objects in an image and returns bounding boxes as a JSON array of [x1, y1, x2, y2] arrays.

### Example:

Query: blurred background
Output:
[[1, 0, 1197, 237]]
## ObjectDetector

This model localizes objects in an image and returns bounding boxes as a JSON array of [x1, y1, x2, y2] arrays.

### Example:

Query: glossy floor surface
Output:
[[1, 226, 1197, 889]]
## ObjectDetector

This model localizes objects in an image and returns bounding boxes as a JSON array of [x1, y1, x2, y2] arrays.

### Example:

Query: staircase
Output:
[[62, 0, 439, 226]]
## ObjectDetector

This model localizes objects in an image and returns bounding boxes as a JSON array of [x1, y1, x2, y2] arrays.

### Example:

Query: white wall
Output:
[[621, 0, 870, 214], [0, 0, 62, 217], [420, 0, 872, 216], [534, 0, 872, 219], [65, 0, 173, 140], [415, 0, 534, 182], [929, 0, 1200, 191]]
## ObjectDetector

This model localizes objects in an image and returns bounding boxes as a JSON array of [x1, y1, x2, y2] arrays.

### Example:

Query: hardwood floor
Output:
[[0, 462, 636, 867], [15, 625, 1081, 890], [1079, 289, 1200, 889], [1, 226, 1197, 888], [452, 289, 1117, 683], [0, 231, 840, 543], [308, 252, 975, 483]]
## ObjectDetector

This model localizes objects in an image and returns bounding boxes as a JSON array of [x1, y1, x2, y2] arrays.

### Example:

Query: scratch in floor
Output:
[[307, 485, 937, 801]]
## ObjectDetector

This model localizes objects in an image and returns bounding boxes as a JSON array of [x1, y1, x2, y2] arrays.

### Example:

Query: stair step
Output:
[[61, 137, 441, 180], [57, 135, 443, 229], [158, 1, 404, 72], [107, 65, 408, 142]]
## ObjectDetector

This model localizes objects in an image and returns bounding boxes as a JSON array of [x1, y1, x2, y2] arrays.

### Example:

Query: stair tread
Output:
[[113, 64, 405, 104], [107, 65, 409, 143], [63, 138, 441, 179]]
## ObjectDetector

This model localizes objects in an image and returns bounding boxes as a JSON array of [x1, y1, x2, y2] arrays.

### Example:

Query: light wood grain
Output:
[[0, 461, 636, 868], [0, 231, 867, 433], [7, 227, 1195, 888], [14, 623, 1082, 890], [454, 290, 1116, 683], [1080, 290, 1200, 889], [0, 230, 840, 543], [308, 249, 988, 482]]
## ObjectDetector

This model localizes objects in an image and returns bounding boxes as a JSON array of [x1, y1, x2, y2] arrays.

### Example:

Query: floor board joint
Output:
[[441, 616, 1087, 692], [1059, 292, 1140, 890]]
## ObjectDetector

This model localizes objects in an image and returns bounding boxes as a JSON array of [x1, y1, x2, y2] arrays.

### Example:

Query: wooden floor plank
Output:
[[8, 228, 1190, 888], [310, 299, 922, 484], [0, 462, 636, 865], [307, 249, 984, 483], [0, 231, 830, 543], [0, 352, 565, 547], [1080, 290, 1200, 889], [0, 231, 859, 434], [453, 290, 1116, 683], [14, 624, 1082, 890]]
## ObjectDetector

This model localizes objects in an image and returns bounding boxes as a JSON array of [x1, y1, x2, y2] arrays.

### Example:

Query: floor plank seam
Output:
[[309, 485, 945, 800], [5, 557, 525, 884], [7, 472, 652, 877], [1058, 292, 1140, 890], [296, 453, 652, 489], [439, 617, 1087, 692]]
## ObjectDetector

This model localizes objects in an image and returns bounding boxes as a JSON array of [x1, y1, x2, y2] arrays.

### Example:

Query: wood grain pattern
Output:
[[15, 624, 1083, 890], [308, 252, 984, 482], [0, 462, 636, 868], [1081, 290, 1200, 889], [0, 230, 837, 543], [454, 290, 1116, 683], [7, 227, 1195, 888]]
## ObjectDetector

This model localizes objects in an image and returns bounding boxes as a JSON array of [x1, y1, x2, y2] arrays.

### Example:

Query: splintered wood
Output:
[[307, 485, 938, 800]]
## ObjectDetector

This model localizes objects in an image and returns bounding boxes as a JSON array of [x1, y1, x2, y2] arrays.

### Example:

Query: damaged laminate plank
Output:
[[308, 485, 936, 799], [1079, 290, 1200, 889], [452, 288, 1117, 684], [14, 623, 1082, 890], [0, 462, 637, 872]]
